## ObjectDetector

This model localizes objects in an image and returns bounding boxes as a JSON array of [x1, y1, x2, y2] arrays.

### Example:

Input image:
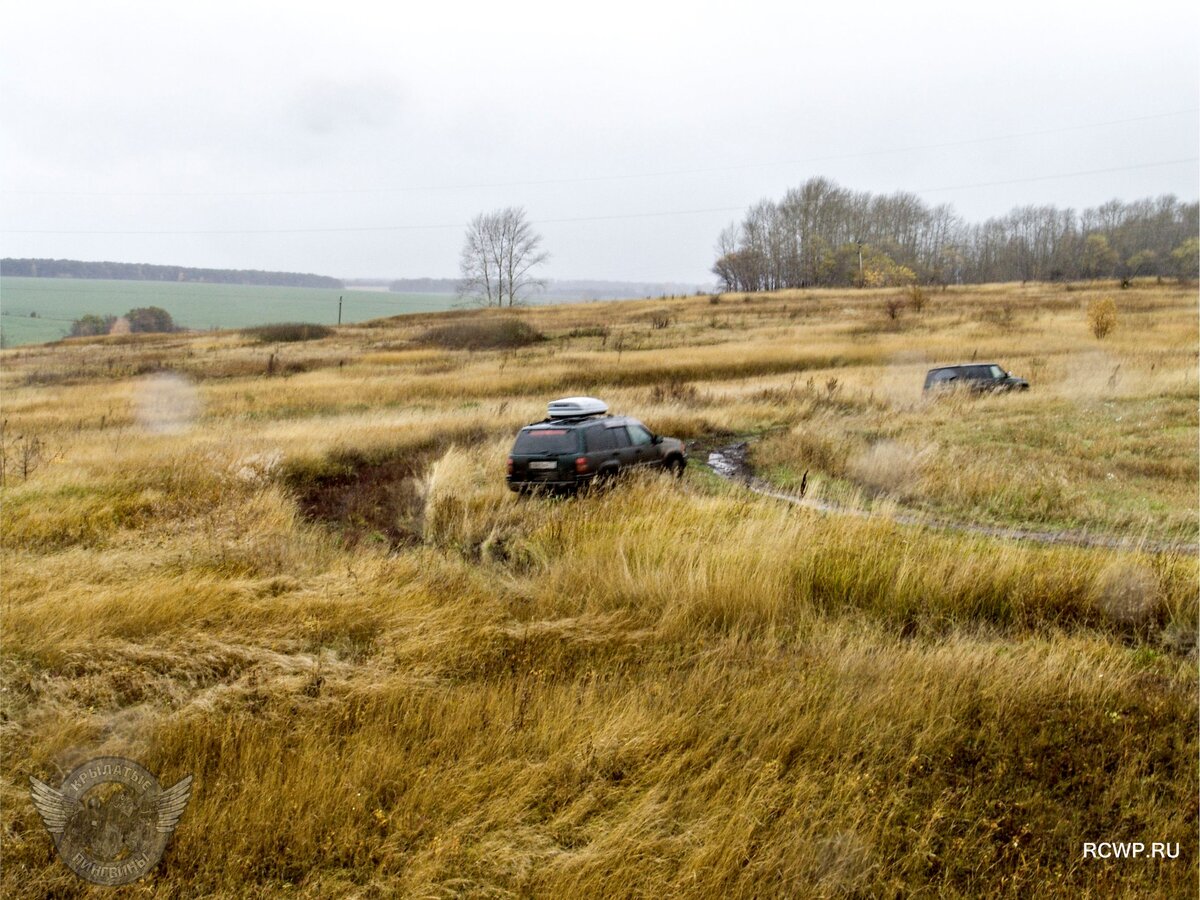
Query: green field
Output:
[[0, 278, 461, 346]]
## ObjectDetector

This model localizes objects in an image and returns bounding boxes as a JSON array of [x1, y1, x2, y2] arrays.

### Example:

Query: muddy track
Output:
[[704, 442, 1199, 556]]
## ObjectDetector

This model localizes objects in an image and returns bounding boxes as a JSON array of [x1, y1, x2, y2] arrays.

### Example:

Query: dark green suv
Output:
[[506, 397, 687, 492], [924, 363, 1029, 394]]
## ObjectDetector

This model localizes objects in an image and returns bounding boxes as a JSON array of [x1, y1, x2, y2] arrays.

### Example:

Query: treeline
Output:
[[712, 177, 1200, 290], [1, 258, 343, 289], [389, 277, 459, 293], [388, 277, 713, 300]]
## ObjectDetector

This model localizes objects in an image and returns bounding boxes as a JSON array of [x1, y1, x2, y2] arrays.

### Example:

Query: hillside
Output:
[[1, 281, 1196, 897]]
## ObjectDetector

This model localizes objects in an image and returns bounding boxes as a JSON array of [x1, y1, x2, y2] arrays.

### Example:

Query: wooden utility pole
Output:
[[337, 295, 343, 326]]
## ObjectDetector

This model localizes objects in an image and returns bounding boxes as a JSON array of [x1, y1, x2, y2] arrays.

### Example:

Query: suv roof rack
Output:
[[546, 396, 608, 420]]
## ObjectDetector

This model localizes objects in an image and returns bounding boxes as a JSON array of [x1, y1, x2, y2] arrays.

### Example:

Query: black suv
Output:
[[924, 363, 1029, 394], [507, 397, 687, 492]]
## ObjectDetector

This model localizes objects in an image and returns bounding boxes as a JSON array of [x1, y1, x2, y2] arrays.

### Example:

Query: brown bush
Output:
[[243, 323, 335, 343], [1087, 297, 1118, 339], [417, 317, 544, 350], [906, 284, 928, 313]]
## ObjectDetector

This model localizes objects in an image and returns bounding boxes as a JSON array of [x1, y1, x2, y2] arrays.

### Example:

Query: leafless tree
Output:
[[458, 207, 549, 307]]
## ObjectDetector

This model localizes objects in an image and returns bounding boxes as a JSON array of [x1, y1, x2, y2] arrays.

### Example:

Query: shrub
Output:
[[418, 317, 544, 351], [906, 284, 928, 313], [1170, 237, 1199, 281], [1087, 297, 1118, 339], [69, 313, 117, 337], [243, 323, 335, 343], [126, 306, 177, 333]]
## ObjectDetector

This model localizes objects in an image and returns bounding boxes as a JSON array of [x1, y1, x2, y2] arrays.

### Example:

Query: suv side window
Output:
[[585, 425, 617, 451], [968, 365, 993, 379], [627, 423, 653, 446], [609, 425, 632, 448]]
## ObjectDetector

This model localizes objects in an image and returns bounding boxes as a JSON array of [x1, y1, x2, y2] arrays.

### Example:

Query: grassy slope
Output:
[[0, 281, 1196, 897]]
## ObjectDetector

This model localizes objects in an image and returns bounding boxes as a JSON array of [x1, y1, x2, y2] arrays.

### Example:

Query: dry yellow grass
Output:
[[1, 281, 1196, 897]]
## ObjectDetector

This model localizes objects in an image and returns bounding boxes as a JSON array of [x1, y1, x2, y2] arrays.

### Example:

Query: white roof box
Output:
[[547, 396, 608, 419]]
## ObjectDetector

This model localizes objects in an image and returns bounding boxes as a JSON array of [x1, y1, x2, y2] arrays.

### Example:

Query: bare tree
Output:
[[712, 176, 1198, 287], [458, 207, 548, 307]]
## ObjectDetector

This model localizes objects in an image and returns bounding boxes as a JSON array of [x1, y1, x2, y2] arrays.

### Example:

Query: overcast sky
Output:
[[2, 0, 1197, 282]]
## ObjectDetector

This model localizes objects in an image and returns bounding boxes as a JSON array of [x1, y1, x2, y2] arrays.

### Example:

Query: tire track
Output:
[[705, 442, 1198, 556]]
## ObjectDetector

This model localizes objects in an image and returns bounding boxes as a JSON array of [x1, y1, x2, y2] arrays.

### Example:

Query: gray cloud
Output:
[[292, 77, 405, 136], [1, 0, 1196, 281]]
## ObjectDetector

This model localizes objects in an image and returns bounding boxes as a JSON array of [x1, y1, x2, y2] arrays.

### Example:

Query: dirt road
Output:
[[705, 443, 1198, 556]]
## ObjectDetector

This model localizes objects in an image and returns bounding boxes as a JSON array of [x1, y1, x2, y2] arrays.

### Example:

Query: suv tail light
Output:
[[507, 457, 514, 475], [575, 456, 589, 474]]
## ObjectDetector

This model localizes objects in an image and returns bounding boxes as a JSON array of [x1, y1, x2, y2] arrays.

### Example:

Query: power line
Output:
[[913, 158, 1200, 193], [2, 156, 1195, 237], [1, 221, 462, 235], [2, 108, 1196, 199]]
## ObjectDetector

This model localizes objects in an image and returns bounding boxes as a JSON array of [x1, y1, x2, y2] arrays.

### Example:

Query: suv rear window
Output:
[[512, 428, 579, 454]]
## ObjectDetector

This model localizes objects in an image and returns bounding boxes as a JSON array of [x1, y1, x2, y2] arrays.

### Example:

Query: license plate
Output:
[[529, 461, 557, 470]]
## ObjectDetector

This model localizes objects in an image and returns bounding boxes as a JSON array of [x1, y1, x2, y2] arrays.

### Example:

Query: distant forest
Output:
[[388, 277, 459, 293], [388, 277, 712, 300], [1, 258, 343, 289], [713, 178, 1200, 291]]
